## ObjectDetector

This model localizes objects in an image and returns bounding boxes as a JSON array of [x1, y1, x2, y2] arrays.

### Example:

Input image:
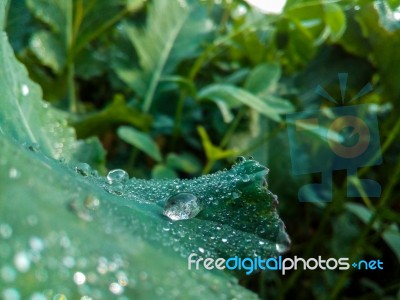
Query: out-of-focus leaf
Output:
[[345, 203, 400, 262], [73, 137, 106, 174], [151, 164, 178, 179], [113, 0, 211, 111], [323, 3, 346, 41], [5, 0, 35, 52], [166, 152, 201, 174], [197, 126, 237, 161], [198, 84, 287, 122], [0, 4, 290, 297], [356, 2, 400, 100], [26, 0, 71, 72], [382, 224, 400, 262], [0, 25, 75, 160], [29, 30, 66, 74], [0, 6, 107, 171], [74, 0, 144, 53], [244, 63, 281, 95], [117, 126, 162, 162], [72, 96, 152, 138]]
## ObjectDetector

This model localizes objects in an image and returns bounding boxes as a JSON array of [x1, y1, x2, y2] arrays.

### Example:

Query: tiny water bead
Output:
[[21, 84, 29, 96], [75, 163, 92, 177], [163, 193, 202, 221]]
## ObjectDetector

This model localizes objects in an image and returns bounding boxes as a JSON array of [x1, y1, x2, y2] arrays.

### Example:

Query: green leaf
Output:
[[345, 203, 400, 262], [0, 11, 290, 295], [166, 152, 201, 174], [26, 0, 71, 72], [0, 134, 261, 299], [117, 126, 162, 162], [74, 0, 144, 53], [323, 3, 346, 42], [0, 28, 75, 160], [197, 126, 237, 161], [198, 84, 285, 122], [355, 2, 400, 100], [151, 164, 178, 179], [29, 30, 66, 74], [244, 63, 281, 95], [113, 0, 211, 112], [72, 96, 152, 138]]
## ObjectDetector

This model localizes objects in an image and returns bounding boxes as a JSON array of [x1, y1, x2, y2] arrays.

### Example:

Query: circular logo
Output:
[[327, 116, 370, 158]]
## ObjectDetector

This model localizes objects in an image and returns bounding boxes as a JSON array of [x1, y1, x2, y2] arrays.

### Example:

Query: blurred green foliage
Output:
[[3, 0, 400, 299]]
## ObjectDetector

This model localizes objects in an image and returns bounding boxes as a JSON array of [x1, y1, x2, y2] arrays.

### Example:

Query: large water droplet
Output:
[[107, 169, 129, 184], [163, 193, 201, 221]]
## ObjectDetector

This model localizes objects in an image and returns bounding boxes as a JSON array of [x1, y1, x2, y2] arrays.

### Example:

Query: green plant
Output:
[[2, 0, 400, 299]]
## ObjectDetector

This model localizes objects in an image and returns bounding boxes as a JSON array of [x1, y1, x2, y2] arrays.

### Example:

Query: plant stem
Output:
[[219, 108, 245, 149], [171, 92, 186, 147], [66, 1, 77, 112], [202, 159, 215, 175], [329, 157, 400, 298]]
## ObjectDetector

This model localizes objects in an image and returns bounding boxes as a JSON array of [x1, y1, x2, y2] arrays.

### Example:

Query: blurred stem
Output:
[[202, 159, 215, 175], [359, 117, 400, 177], [278, 202, 335, 299], [238, 124, 284, 155], [171, 92, 186, 148], [200, 109, 245, 174], [219, 108, 245, 149], [188, 18, 269, 81], [66, 1, 77, 113], [74, 7, 130, 54], [127, 148, 140, 173], [329, 157, 400, 299]]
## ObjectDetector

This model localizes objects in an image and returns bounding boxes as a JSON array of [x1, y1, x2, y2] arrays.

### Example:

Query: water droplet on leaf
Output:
[[163, 193, 201, 221], [74, 163, 92, 177], [21, 84, 29, 96], [107, 169, 129, 184], [236, 156, 246, 164]]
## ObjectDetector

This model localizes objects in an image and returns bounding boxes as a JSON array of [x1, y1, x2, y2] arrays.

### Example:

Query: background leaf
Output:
[[117, 126, 162, 162]]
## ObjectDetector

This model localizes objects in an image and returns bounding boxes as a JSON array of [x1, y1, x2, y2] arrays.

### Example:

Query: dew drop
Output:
[[84, 195, 100, 210], [30, 293, 46, 300], [106, 169, 128, 184], [0, 223, 13, 239], [1, 266, 16, 282], [73, 271, 86, 285], [2, 288, 20, 300], [53, 294, 67, 300], [109, 282, 124, 295], [236, 156, 246, 163], [14, 251, 30, 272], [8, 168, 20, 179], [74, 163, 92, 177], [21, 84, 29, 96], [163, 193, 201, 221]]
